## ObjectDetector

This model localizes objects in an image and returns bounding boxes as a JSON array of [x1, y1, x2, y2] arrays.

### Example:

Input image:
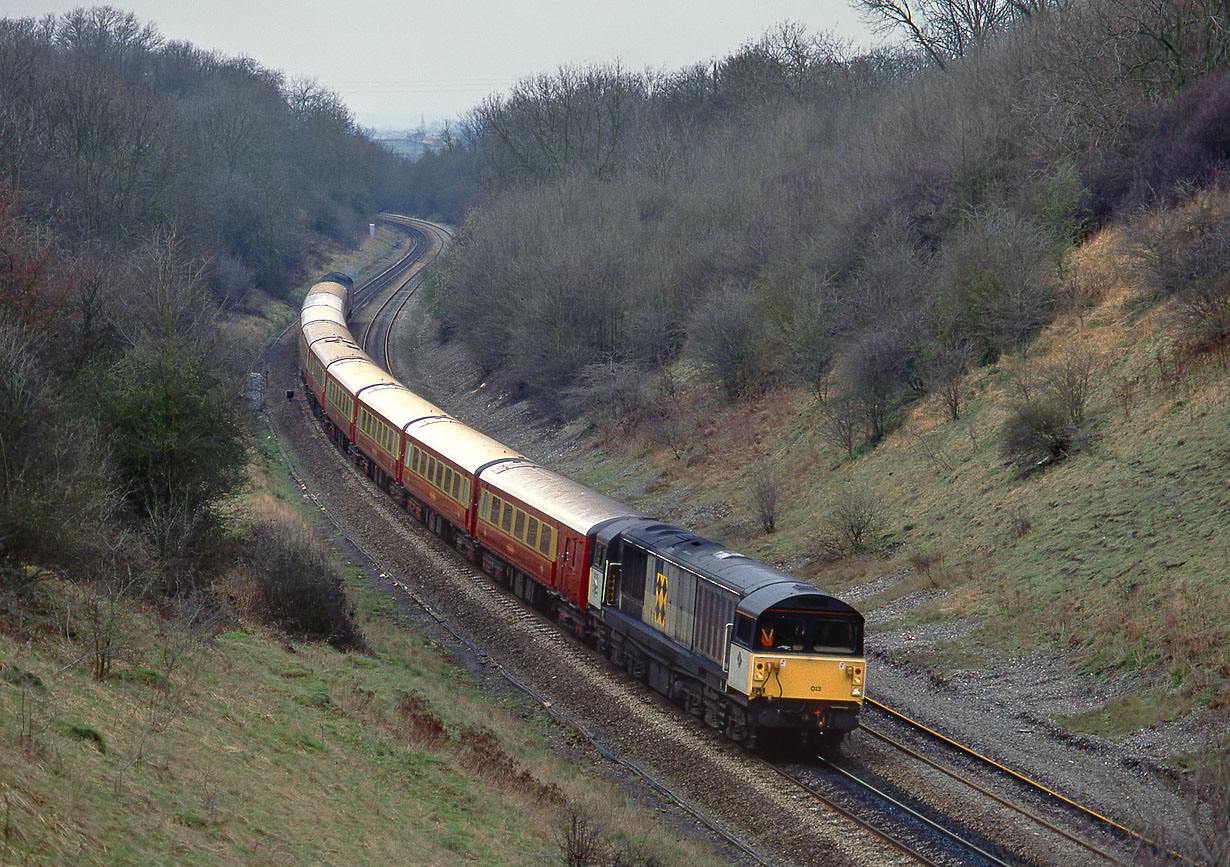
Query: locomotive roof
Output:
[[737, 584, 861, 621], [481, 461, 640, 535], [306, 279, 350, 310], [407, 416, 526, 474], [612, 519, 855, 615], [356, 382, 449, 429], [318, 272, 353, 289]]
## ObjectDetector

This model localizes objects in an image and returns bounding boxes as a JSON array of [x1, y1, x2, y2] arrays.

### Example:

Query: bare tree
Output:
[[472, 64, 647, 187], [921, 338, 974, 420], [789, 278, 841, 401], [853, 0, 1054, 69], [1046, 344, 1098, 427], [818, 395, 863, 459], [689, 283, 767, 399], [847, 329, 914, 442]]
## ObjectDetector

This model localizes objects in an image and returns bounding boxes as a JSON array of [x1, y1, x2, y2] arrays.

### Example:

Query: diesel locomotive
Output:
[[298, 269, 865, 749]]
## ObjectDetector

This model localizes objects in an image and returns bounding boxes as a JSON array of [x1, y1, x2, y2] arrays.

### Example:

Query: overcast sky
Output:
[[3, 1, 883, 129]]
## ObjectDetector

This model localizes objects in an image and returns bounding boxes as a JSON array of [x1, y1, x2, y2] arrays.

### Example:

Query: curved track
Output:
[[330, 218, 1038, 866], [276, 215, 1183, 867]]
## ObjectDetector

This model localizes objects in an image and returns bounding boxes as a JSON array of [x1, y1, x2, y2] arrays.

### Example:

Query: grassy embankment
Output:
[[556, 214, 1229, 750], [0, 229, 717, 865]]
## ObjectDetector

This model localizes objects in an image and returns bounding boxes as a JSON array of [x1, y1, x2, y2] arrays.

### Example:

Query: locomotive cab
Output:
[[727, 585, 866, 740]]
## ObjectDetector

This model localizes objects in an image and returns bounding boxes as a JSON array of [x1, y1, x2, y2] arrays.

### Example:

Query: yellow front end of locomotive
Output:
[[745, 654, 865, 704]]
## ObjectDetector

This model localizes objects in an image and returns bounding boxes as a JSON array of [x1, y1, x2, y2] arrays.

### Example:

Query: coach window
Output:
[[442, 467, 452, 494], [526, 517, 539, 549], [501, 503, 514, 532], [538, 525, 553, 557], [513, 511, 525, 538]]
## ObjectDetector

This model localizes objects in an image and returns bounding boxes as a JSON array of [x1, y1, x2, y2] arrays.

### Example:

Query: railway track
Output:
[[854, 699, 1184, 865], [354, 216, 452, 379], [277, 215, 1194, 867], [767, 704, 1154, 867], [326, 218, 1024, 866], [768, 754, 1007, 866], [276, 219, 859, 866]]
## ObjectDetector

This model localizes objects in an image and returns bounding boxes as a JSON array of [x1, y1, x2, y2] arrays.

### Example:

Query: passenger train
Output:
[[298, 269, 866, 749]]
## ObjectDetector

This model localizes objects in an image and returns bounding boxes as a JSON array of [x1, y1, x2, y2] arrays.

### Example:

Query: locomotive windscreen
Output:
[[754, 611, 862, 655]]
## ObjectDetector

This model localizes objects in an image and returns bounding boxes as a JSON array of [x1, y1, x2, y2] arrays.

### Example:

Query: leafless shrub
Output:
[[957, 416, 982, 452], [819, 483, 885, 557], [11, 670, 54, 756], [558, 807, 606, 867], [749, 469, 780, 534], [999, 395, 1073, 469], [157, 592, 224, 682], [847, 329, 914, 443], [931, 208, 1058, 362], [244, 521, 364, 651], [646, 367, 693, 461], [1112, 374, 1140, 420], [817, 395, 863, 460], [1061, 263, 1111, 323], [561, 359, 650, 429], [688, 283, 769, 398], [788, 278, 840, 401], [556, 805, 664, 867], [1123, 187, 1230, 346], [1134, 739, 1230, 866], [911, 430, 956, 475], [1047, 344, 1098, 427], [71, 571, 144, 681], [1000, 347, 1099, 470], [907, 549, 946, 588]]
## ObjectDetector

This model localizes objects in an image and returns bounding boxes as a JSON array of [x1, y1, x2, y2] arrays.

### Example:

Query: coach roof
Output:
[[407, 416, 525, 475], [481, 461, 639, 535]]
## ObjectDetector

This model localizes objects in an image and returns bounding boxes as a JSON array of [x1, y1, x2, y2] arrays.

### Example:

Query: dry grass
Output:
[[0, 564, 713, 865]]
